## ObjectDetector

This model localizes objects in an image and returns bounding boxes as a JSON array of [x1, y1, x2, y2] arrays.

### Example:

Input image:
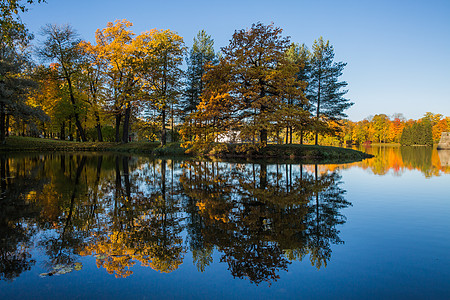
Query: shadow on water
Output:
[[0, 153, 350, 285]]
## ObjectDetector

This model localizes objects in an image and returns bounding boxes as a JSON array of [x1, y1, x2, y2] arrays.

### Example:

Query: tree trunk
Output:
[[95, 112, 103, 142], [260, 129, 267, 144], [69, 120, 74, 141], [161, 108, 166, 146], [66, 77, 87, 141], [42, 121, 46, 138], [115, 113, 121, 143], [171, 102, 174, 142], [60, 121, 65, 140], [300, 128, 303, 145], [122, 104, 131, 144], [290, 126, 293, 144], [315, 80, 321, 145], [285, 127, 289, 144]]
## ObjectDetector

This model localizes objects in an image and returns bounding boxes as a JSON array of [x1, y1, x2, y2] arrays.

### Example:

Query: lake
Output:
[[1, 146, 449, 299]]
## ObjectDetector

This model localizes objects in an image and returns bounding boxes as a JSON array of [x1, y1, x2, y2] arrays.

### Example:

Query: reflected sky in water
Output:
[[0, 147, 449, 299]]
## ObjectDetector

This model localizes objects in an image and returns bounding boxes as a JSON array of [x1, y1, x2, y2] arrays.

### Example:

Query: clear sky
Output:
[[20, 0, 450, 121]]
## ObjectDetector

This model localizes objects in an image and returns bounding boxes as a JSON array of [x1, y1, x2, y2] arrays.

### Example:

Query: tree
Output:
[[400, 120, 432, 146], [94, 19, 138, 143], [0, 29, 46, 142], [371, 114, 390, 143], [182, 30, 216, 118], [389, 114, 405, 143], [308, 37, 353, 145], [79, 40, 107, 141], [136, 29, 185, 146], [38, 24, 87, 141], [186, 23, 305, 147], [0, 0, 45, 43], [28, 64, 70, 139], [285, 43, 311, 143]]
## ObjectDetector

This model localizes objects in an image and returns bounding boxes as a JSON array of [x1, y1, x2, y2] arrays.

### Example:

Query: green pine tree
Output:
[[308, 37, 353, 145], [182, 30, 216, 118]]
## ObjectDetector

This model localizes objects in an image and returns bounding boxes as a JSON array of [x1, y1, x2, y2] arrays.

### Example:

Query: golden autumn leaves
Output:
[[34, 19, 185, 144], [79, 20, 185, 145]]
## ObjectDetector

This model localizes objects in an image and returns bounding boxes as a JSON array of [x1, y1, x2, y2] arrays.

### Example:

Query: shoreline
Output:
[[0, 136, 374, 163]]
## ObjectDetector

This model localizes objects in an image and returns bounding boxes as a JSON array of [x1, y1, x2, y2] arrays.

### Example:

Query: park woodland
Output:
[[1, 19, 449, 149]]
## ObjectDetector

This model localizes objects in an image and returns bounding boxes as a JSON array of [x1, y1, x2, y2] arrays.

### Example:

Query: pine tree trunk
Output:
[[161, 108, 166, 146], [171, 102, 174, 142], [315, 79, 321, 145]]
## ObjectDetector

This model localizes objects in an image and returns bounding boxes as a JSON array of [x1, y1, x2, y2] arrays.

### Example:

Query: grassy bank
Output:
[[0, 136, 373, 162]]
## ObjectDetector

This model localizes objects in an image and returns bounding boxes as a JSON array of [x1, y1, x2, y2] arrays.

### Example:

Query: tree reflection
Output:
[[342, 145, 450, 177], [181, 160, 350, 284], [37, 156, 87, 274], [0, 154, 350, 285], [81, 158, 184, 277], [0, 155, 43, 281]]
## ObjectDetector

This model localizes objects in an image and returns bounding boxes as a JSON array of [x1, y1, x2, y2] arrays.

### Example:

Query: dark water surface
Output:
[[1, 146, 449, 299]]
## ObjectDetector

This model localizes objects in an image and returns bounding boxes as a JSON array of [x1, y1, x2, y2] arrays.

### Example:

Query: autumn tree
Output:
[[94, 20, 139, 143], [38, 24, 87, 141], [422, 112, 448, 143], [308, 37, 353, 145], [136, 29, 185, 146], [28, 64, 70, 139], [78, 40, 107, 141], [371, 114, 390, 143], [389, 114, 405, 143], [186, 23, 305, 147]]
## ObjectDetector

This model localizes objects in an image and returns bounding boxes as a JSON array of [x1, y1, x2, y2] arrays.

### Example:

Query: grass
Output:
[[0, 136, 373, 162]]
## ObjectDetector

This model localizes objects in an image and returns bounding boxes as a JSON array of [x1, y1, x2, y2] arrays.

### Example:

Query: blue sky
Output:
[[20, 0, 450, 121]]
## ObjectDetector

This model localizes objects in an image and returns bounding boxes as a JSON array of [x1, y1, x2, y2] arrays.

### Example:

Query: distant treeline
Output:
[[339, 112, 448, 146]]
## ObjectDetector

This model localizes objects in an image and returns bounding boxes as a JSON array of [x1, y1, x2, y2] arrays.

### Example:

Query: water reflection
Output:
[[341, 146, 450, 177], [0, 154, 349, 285]]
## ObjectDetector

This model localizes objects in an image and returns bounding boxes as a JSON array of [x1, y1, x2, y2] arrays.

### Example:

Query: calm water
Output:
[[0, 146, 449, 299]]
